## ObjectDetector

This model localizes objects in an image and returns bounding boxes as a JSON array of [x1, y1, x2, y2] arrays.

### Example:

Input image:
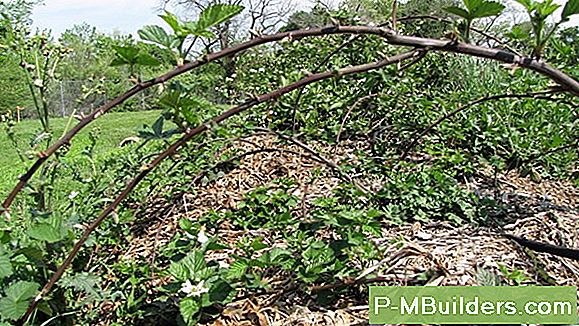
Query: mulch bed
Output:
[[113, 134, 578, 326]]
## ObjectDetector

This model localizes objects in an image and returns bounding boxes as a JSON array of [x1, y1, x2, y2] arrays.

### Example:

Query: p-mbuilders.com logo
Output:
[[369, 286, 577, 324]]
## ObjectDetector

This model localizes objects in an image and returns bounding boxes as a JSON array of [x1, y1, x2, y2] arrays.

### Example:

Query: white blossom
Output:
[[181, 280, 209, 297], [197, 229, 209, 244]]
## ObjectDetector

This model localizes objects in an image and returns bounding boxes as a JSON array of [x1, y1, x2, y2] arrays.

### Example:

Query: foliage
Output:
[[110, 45, 161, 80], [513, 0, 579, 58], [0, 1, 577, 324], [444, 0, 505, 42], [373, 163, 479, 224], [139, 4, 244, 64]]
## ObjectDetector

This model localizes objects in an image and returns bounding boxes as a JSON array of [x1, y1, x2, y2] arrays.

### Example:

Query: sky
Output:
[[32, 0, 578, 38], [32, 0, 164, 36]]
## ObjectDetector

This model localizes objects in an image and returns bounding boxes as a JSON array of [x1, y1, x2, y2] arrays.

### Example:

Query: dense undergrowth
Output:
[[0, 0, 578, 324]]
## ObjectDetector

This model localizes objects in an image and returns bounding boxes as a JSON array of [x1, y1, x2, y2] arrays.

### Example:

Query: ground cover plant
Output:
[[0, 0, 578, 324]]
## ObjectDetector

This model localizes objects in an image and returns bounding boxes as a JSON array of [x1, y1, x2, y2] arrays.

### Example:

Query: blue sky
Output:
[[32, 0, 578, 38]]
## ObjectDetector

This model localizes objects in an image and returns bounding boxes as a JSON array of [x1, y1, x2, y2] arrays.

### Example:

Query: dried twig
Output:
[[256, 127, 371, 194]]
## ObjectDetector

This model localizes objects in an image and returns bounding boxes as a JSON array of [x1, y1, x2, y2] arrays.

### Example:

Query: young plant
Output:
[[444, 0, 506, 42], [110, 45, 161, 82], [513, 0, 579, 59], [138, 4, 244, 64]]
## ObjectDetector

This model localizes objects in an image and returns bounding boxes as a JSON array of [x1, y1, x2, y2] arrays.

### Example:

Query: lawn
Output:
[[0, 110, 165, 197]]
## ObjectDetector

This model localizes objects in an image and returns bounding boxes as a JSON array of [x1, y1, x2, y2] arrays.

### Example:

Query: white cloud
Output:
[[32, 0, 163, 36], [31, 0, 578, 38]]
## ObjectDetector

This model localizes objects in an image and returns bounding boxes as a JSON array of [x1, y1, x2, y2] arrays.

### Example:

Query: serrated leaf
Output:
[[471, 1, 505, 18], [0, 297, 28, 321], [0, 254, 12, 279], [135, 53, 161, 66], [562, 0, 579, 20], [209, 280, 235, 304], [0, 281, 39, 320], [251, 238, 268, 251], [184, 22, 215, 38], [59, 272, 103, 301], [160, 11, 182, 34], [152, 116, 164, 136], [138, 25, 174, 48], [112, 45, 139, 61], [110, 57, 128, 66], [169, 250, 207, 281], [227, 260, 247, 279], [536, 1, 560, 18], [28, 223, 64, 243], [508, 23, 532, 39], [444, 6, 470, 19], [195, 4, 244, 34], [179, 297, 200, 325], [514, 0, 533, 11]]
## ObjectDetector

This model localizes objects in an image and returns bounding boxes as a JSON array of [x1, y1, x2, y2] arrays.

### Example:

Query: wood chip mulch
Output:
[[114, 134, 578, 326]]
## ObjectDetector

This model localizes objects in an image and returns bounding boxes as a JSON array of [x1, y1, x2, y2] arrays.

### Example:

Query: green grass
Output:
[[0, 110, 165, 196]]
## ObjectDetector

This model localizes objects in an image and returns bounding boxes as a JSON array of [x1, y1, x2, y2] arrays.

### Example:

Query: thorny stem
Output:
[[18, 50, 419, 324], [4, 25, 579, 217]]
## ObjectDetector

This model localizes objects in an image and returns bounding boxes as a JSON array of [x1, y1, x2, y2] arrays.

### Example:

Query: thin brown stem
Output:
[[336, 93, 380, 143], [398, 15, 523, 56], [3, 26, 579, 214], [18, 50, 418, 324]]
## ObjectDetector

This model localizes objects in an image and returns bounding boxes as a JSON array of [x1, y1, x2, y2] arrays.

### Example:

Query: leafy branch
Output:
[[138, 4, 244, 64], [513, 0, 579, 59], [18, 50, 420, 324], [443, 0, 505, 43], [3, 25, 579, 221], [400, 89, 568, 159]]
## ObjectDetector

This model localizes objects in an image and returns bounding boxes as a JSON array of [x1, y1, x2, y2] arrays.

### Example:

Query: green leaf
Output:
[[59, 272, 103, 301], [444, 6, 470, 19], [562, 0, 579, 21], [0, 298, 28, 321], [514, 0, 534, 11], [169, 250, 207, 281], [28, 223, 64, 243], [109, 57, 128, 66], [195, 4, 244, 33], [138, 25, 175, 48], [135, 53, 161, 66], [507, 23, 532, 39], [0, 254, 12, 279], [152, 116, 164, 136], [227, 260, 247, 279], [160, 11, 182, 34], [251, 237, 268, 251], [112, 45, 140, 62], [184, 22, 215, 38], [179, 297, 200, 325], [471, 1, 505, 18], [0, 281, 39, 321], [209, 280, 235, 304], [535, 1, 560, 18]]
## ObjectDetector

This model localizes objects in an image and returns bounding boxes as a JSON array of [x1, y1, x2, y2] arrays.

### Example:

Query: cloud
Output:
[[32, 0, 162, 36]]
